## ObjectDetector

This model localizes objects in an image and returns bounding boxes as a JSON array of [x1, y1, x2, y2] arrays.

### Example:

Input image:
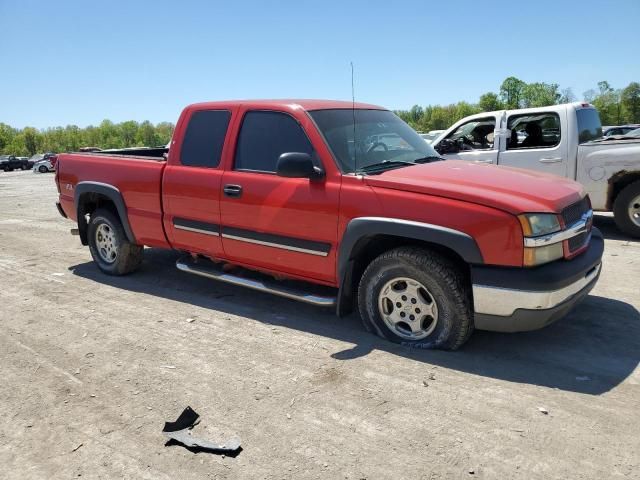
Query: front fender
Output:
[[336, 216, 483, 316]]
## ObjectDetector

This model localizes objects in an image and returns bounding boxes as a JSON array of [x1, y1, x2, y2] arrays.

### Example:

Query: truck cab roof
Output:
[[185, 99, 385, 112]]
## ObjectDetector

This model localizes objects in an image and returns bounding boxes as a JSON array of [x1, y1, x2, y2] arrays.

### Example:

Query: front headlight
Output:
[[519, 213, 563, 266], [518, 213, 561, 237]]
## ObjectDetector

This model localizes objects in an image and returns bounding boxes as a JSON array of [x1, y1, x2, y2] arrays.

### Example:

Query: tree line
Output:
[[394, 77, 640, 132], [1, 77, 639, 156], [0, 120, 174, 156]]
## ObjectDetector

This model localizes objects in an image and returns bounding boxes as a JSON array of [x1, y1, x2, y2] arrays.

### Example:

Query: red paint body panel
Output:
[[56, 99, 591, 288], [365, 161, 585, 215], [57, 154, 169, 248]]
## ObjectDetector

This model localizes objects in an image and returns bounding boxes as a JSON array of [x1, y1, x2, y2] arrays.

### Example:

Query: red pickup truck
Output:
[[56, 100, 603, 350]]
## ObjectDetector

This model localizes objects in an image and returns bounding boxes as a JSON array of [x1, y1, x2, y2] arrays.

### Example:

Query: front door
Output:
[[439, 115, 499, 164], [219, 110, 340, 284]]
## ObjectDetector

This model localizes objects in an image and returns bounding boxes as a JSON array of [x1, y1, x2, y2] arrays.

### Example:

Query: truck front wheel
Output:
[[357, 247, 473, 350], [88, 208, 143, 275], [613, 180, 640, 238]]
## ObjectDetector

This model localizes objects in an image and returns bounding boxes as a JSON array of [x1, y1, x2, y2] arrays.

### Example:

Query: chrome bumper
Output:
[[473, 262, 601, 317], [471, 227, 604, 332]]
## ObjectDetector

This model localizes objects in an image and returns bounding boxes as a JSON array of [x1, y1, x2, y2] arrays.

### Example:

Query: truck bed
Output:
[[57, 152, 170, 248], [75, 146, 168, 160]]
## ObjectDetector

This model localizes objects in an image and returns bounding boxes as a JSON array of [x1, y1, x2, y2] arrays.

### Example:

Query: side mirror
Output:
[[434, 138, 459, 154], [276, 152, 324, 179]]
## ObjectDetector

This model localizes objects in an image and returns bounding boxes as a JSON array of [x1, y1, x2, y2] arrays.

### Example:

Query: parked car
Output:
[[31, 153, 57, 173], [607, 127, 640, 138], [431, 102, 640, 237], [16, 156, 34, 168], [603, 125, 639, 137], [33, 158, 54, 173], [55, 99, 602, 350], [0, 155, 31, 171]]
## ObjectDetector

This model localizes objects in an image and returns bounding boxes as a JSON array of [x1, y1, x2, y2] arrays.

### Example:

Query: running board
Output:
[[176, 255, 337, 307]]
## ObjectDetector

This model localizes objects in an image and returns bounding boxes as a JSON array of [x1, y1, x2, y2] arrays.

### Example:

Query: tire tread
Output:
[[358, 246, 473, 350]]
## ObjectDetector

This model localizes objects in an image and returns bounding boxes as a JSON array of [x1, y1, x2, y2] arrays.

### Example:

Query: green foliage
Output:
[[499, 77, 527, 109], [520, 82, 561, 108], [395, 77, 640, 134], [478, 92, 503, 112], [0, 120, 174, 156], [621, 82, 640, 123]]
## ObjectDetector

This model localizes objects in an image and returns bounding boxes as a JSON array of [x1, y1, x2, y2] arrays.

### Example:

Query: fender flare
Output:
[[336, 217, 484, 316], [74, 181, 136, 245]]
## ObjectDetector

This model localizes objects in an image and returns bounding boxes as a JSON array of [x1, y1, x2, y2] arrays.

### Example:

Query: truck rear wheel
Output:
[[88, 208, 143, 275], [613, 180, 640, 238], [357, 247, 473, 350]]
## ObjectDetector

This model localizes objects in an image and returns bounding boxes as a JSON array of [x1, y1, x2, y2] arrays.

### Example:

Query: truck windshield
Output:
[[576, 108, 603, 143], [309, 109, 441, 173]]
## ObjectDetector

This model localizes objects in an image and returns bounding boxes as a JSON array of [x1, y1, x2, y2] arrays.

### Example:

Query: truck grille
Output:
[[562, 196, 592, 254], [562, 197, 590, 226]]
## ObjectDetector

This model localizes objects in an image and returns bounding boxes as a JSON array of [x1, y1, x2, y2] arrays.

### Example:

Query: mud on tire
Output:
[[357, 247, 473, 350], [87, 208, 143, 275]]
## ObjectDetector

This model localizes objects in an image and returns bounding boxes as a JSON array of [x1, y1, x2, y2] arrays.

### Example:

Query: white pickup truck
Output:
[[431, 102, 640, 237]]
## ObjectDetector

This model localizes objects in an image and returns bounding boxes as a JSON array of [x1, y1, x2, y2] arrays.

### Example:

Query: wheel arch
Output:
[[607, 170, 640, 210], [74, 182, 136, 246], [336, 217, 483, 316]]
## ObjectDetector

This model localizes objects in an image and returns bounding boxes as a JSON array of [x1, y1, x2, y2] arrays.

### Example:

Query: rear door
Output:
[[219, 109, 340, 284], [438, 115, 500, 164], [497, 110, 568, 177], [162, 108, 235, 257]]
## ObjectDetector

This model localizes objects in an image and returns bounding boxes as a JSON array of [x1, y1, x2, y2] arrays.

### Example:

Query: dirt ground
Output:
[[0, 170, 638, 480]]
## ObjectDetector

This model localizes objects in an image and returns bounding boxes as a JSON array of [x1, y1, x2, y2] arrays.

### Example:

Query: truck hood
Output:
[[364, 161, 584, 214]]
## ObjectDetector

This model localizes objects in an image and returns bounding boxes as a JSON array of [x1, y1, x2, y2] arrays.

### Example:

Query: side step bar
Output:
[[176, 255, 337, 307]]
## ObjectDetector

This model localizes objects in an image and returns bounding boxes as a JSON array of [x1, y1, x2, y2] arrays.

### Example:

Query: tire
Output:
[[613, 180, 640, 238], [38, 165, 48, 173], [357, 247, 473, 350], [87, 208, 143, 275]]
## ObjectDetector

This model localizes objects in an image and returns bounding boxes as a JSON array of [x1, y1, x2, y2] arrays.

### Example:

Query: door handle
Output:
[[475, 159, 494, 164], [539, 157, 562, 163], [223, 184, 243, 198]]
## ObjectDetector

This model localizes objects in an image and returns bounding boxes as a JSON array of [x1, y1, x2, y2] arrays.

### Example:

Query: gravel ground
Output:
[[1, 170, 638, 479]]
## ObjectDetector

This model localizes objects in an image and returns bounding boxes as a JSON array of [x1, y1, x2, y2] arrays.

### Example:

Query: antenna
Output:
[[351, 61, 357, 174]]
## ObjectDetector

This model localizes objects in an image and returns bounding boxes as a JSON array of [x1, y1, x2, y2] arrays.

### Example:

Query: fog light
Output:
[[523, 243, 564, 266]]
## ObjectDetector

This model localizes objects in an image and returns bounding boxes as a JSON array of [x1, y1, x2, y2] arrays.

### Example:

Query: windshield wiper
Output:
[[413, 156, 443, 163], [357, 160, 416, 174]]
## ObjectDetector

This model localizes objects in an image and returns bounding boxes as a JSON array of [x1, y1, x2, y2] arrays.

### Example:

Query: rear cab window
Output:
[[180, 110, 231, 168], [507, 112, 561, 149], [234, 111, 314, 173], [576, 108, 603, 143]]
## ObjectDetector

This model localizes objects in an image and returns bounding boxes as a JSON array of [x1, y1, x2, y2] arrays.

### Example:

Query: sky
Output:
[[1, 0, 639, 129]]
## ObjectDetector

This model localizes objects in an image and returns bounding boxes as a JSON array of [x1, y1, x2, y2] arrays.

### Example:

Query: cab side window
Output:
[[444, 117, 496, 151], [235, 111, 313, 173], [180, 110, 231, 168], [507, 113, 561, 150]]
